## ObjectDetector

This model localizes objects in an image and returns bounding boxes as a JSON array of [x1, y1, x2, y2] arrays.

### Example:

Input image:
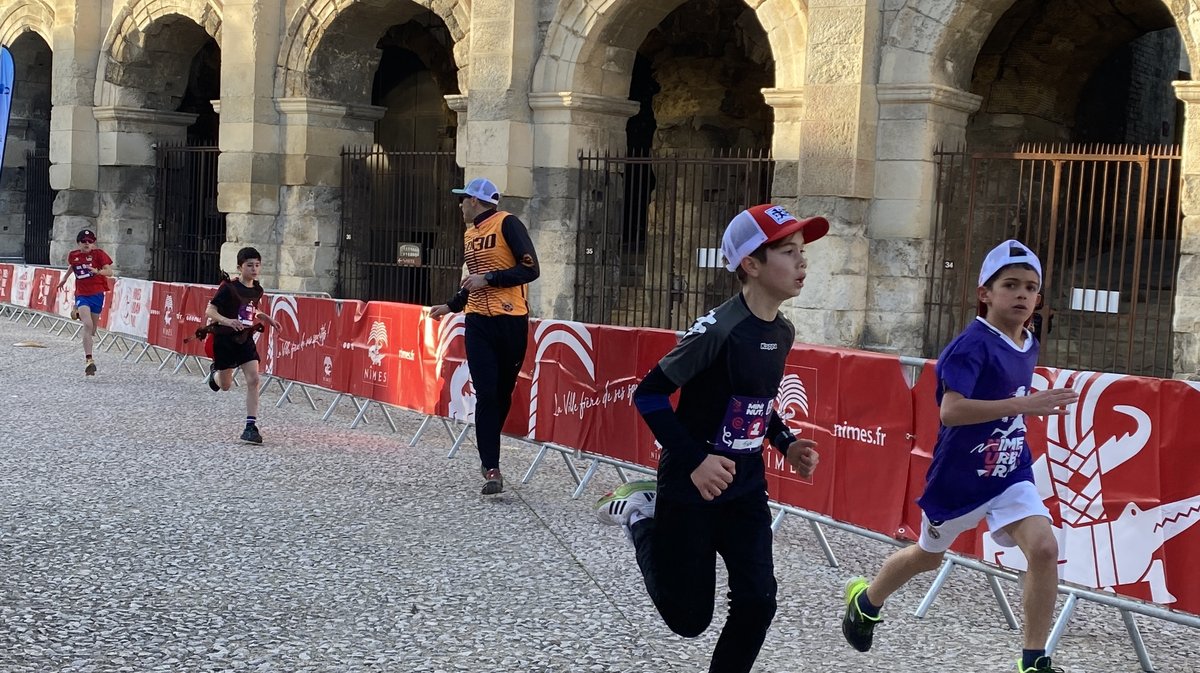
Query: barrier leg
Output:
[[571, 458, 601, 499], [408, 415, 434, 447], [986, 574, 1019, 629], [171, 355, 191, 375], [350, 397, 371, 428], [321, 393, 345, 421], [560, 451, 582, 486], [375, 403, 397, 433], [914, 558, 957, 619], [446, 423, 472, 459], [770, 508, 787, 532], [275, 381, 296, 408], [298, 385, 318, 411], [614, 466, 631, 484], [158, 353, 177, 371], [808, 520, 839, 568], [521, 444, 551, 484], [1120, 609, 1155, 673], [1045, 593, 1078, 656]]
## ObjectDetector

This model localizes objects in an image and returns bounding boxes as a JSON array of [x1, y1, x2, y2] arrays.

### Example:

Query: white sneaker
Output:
[[595, 480, 657, 526]]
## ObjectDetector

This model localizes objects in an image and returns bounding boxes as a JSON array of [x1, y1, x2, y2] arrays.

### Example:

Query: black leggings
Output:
[[464, 313, 528, 471], [631, 491, 778, 673]]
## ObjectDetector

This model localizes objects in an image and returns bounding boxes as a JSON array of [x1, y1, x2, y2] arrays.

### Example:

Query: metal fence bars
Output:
[[23, 149, 54, 265], [338, 148, 464, 305], [928, 144, 1182, 378], [575, 149, 774, 330], [151, 145, 225, 284]]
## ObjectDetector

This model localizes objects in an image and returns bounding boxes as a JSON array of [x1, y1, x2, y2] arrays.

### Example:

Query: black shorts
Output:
[[212, 334, 260, 371]]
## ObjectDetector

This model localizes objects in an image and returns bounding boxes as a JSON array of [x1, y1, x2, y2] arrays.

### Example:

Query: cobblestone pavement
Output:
[[0, 314, 1196, 673]]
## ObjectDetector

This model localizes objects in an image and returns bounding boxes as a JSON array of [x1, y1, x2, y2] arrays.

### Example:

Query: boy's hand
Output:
[[1020, 388, 1079, 416], [691, 454, 736, 501], [785, 439, 820, 478], [225, 318, 245, 331]]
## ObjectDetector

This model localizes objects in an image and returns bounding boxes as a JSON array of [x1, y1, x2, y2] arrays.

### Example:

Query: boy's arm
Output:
[[490, 215, 540, 287], [940, 388, 1078, 426], [206, 303, 233, 327], [633, 366, 709, 475], [767, 412, 797, 455]]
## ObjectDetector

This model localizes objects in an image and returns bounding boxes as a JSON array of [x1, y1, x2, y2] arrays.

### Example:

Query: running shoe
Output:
[[595, 481, 657, 527], [1018, 656, 1064, 672], [240, 424, 263, 445], [842, 576, 882, 652], [481, 468, 503, 495], [84, 358, 97, 376]]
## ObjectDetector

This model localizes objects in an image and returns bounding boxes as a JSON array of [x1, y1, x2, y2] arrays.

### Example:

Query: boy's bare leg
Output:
[[241, 361, 261, 418], [1003, 516, 1059, 649], [865, 543, 946, 606], [217, 369, 235, 391], [78, 306, 96, 357]]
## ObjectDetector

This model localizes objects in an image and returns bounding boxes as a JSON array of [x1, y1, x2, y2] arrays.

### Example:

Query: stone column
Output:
[[763, 88, 803, 201], [786, 0, 881, 347], [216, 0, 282, 285], [1170, 81, 1200, 378], [862, 83, 982, 356], [93, 106, 196, 276], [48, 0, 102, 264], [275, 98, 384, 293], [528, 92, 639, 319]]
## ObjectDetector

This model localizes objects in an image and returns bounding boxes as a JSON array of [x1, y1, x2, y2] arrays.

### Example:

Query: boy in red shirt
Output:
[[57, 229, 114, 376]]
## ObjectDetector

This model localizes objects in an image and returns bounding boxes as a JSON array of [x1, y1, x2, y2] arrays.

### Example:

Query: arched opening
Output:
[[98, 13, 223, 283], [2, 31, 53, 264], [578, 0, 776, 329], [929, 0, 1186, 376], [313, 3, 464, 304]]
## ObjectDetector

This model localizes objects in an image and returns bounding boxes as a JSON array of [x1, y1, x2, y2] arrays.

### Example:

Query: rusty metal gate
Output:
[[338, 148, 464, 304], [23, 149, 54, 265], [927, 144, 1182, 378], [575, 149, 774, 330], [151, 144, 225, 283]]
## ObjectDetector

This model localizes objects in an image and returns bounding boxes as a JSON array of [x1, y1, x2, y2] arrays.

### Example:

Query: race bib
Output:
[[713, 395, 773, 453], [74, 264, 93, 279], [238, 303, 256, 325]]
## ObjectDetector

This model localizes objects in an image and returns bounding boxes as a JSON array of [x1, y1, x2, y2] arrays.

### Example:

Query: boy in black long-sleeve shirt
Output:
[[595, 204, 826, 673]]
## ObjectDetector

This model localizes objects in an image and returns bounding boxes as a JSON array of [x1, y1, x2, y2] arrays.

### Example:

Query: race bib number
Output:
[[713, 395, 773, 453], [74, 264, 94, 279], [238, 303, 256, 325]]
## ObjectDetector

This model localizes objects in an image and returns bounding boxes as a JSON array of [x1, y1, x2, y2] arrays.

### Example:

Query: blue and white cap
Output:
[[978, 239, 1042, 287], [451, 177, 500, 204]]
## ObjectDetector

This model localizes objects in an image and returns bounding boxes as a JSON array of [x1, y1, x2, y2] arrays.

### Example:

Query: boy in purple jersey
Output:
[[593, 204, 825, 673], [840, 240, 1079, 673]]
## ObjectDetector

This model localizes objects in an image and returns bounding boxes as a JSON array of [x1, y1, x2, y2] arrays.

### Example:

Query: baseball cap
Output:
[[978, 239, 1042, 287], [451, 177, 500, 205], [77, 229, 97, 243], [720, 204, 829, 271]]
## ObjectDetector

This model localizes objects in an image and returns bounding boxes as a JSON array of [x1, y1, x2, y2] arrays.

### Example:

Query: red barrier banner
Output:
[[431, 313, 471, 422], [346, 301, 408, 406], [177, 285, 220, 356], [1156, 380, 1200, 614], [633, 328, 682, 468], [0, 263, 12, 303], [52, 271, 74, 319], [148, 283, 187, 350], [390, 303, 435, 415], [9, 265, 33, 307], [766, 346, 841, 516], [29, 268, 59, 313], [107, 278, 153, 339]]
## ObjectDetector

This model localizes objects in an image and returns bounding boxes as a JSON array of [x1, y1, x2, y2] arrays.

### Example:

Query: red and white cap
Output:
[[720, 204, 829, 271]]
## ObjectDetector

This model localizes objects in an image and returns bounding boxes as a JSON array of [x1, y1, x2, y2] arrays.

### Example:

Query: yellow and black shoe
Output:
[[842, 577, 882, 652], [1018, 656, 1064, 672]]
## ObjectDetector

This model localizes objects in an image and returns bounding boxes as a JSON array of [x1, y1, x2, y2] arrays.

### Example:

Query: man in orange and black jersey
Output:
[[430, 178, 540, 495]]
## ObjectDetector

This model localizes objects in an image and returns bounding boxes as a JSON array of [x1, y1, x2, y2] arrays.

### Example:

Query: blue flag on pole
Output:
[[0, 46, 14, 183]]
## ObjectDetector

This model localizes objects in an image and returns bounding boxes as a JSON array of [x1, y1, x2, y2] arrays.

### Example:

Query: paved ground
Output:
[[0, 310, 1196, 673]]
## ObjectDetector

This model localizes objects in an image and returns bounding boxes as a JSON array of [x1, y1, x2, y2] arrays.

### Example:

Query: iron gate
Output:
[[927, 144, 1182, 378], [338, 148, 464, 304], [151, 144, 224, 283], [23, 149, 54, 265], [575, 149, 774, 330]]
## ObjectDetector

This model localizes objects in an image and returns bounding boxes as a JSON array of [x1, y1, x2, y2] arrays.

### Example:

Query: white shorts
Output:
[[917, 480, 1050, 554]]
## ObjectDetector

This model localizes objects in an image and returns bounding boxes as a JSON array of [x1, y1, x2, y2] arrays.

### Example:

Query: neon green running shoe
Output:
[[595, 480, 657, 526], [1018, 656, 1064, 672], [842, 576, 882, 652]]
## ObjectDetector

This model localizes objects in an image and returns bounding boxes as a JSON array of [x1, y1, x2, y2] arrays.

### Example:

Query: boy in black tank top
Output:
[[595, 204, 828, 673]]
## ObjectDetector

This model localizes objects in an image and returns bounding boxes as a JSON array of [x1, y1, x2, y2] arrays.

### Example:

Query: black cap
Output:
[[77, 229, 96, 243]]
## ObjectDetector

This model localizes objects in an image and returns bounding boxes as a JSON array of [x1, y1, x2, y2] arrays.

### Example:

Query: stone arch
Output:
[[882, 0, 1197, 91], [534, 0, 807, 96], [275, 0, 470, 102], [96, 0, 222, 109], [0, 0, 54, 48]]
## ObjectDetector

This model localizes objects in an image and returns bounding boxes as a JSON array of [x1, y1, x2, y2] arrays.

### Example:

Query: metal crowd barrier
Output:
[[7, 301, 1196, 672]]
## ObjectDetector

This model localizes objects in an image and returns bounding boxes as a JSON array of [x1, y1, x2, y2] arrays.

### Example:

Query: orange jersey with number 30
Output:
[[463, 211, 530, 316]]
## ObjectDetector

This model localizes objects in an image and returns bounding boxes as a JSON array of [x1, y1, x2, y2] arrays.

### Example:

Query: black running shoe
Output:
[[481, 468, 503, 495], [240, 424, 263, 445], [84, 359, 97, 376], [205, 365, 220, 391], [842, 576, 882, 652]]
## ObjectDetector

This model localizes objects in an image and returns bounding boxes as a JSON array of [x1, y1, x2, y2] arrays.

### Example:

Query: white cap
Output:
[[720, 204, 829, 271], [978, 239, 1042, 286], [451, 177, 500, 204]]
